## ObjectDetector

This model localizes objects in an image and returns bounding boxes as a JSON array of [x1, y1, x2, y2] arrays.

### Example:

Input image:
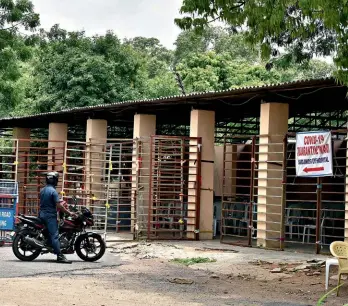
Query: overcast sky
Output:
[[31, 0, 183, 49]]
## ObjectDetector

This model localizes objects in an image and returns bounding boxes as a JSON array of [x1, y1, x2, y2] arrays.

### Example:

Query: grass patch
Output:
[[170, 257, 217, 266], [317, 284, 348, 306]]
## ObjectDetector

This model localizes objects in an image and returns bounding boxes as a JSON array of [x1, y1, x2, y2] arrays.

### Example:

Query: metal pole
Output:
[[116, 143, 122, 233], [61, 141, 68, 200], [147, 136, 154, 239], [155, 138, 161, 237], [52, 148, 56, 171], [220, 136, 227, 243], [14, 139, 19, 182], [133, 138, 140, 240], [104, 144, 113, 241], [180, 138, 184, 239], [195, 137, 202, 241], [14, 139, 19, 216], [316, 177, 322, 254], [279, 134, 288, 250], [87, 141, 92, 208], [248, 136, 256, 246]]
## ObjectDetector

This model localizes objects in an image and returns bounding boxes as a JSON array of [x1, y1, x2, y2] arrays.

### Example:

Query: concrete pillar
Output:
[[133, 114, 156, 139], [132, 114, 156, 236], [13, 127, 31, 214], [48, 123, 68, 193], [85, 119, 107, 208], [257, 102, 288, 249], [189, 110, 215, 240]]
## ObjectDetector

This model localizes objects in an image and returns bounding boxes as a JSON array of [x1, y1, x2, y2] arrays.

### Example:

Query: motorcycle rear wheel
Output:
[[12, 231, 41, 261], [75, 233, 106, 262]]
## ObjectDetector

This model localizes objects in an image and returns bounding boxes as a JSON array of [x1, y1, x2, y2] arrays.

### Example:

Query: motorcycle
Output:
[[11, 197, 106, 262]]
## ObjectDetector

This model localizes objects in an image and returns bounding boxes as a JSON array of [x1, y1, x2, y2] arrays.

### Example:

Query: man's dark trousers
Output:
[[39, 211, 60, 255]]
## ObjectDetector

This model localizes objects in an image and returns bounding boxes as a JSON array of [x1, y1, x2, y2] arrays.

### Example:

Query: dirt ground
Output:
[[1, 241, 348, 306], [106, 241, 348, 305]]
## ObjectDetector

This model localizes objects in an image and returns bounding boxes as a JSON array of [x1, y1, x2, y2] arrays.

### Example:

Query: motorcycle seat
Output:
[[23, 216, 44, 225]]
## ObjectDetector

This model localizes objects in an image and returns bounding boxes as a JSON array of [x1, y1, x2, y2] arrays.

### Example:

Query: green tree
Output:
[[124, 37, 174, 65], [174, 27, 258, 64], [176, 51, 334, 93], [125, 36, 179, 98], [175, 0, 346, 82], [3, 22, 334, 118], [26, 26, 149, 113], [0, 0, 39, 115]]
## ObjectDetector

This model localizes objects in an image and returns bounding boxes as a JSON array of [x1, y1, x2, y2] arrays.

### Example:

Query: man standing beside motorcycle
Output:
[[39, 172, 76, 264]]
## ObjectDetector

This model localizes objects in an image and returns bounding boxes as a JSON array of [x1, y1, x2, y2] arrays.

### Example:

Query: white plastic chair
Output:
[[285, 207, 300, 239], [302, 211, 325, 244], [238, 202, 255, 236], [238, 204, 248, 236], [227, 203, 239, 234], [326, 258, 339, 290], [237, 203, 258, 238]]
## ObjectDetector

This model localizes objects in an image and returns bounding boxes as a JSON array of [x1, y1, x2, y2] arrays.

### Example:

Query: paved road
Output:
[[0, 246, 120, 278]]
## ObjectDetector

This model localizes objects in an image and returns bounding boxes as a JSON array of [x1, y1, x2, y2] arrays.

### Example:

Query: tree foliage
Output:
[[174, 27, 259, 64], [176, 51, 333, 93], [0, 0, 39, 115], [29, 28, 145, 112], [8, 26, 179, 115], [124, 36, 179, 97], [0, 11, 335, 117], [175, 28, 334, 93], [175, 0, 346, 83]]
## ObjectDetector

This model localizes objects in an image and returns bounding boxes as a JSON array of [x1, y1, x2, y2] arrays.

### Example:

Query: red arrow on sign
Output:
[[304, 167, 324, 173]]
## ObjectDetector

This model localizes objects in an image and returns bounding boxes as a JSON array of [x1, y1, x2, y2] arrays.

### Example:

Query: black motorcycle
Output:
[[11, 198, 106, 262]]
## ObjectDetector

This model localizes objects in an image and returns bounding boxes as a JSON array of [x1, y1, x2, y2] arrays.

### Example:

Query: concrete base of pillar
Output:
[[257, 239, 281, 249], [199, 232, 213, 240]]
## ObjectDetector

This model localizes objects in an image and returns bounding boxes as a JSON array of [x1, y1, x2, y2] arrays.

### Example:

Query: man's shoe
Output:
[[57, 254, 72, 264]]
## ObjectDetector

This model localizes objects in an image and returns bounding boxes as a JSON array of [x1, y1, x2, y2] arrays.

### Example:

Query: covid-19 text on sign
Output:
[[295, 131, 333, 177]]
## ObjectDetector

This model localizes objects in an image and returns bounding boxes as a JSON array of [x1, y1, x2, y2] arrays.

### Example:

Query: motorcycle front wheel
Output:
[[12, 231, 41, 261], [75, 233, 106, 262]]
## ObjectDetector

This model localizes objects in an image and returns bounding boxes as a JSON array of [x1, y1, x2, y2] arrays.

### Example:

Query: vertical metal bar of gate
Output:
[[147, 136, 154, 239], [133, 139, 140, 239], [52, 148, 56, 171], [248, 136, 256, 246], [280, 134, 288, 250], [116, 143, 122, 232], [180, 138, 185, 239], [14, 140, 19, 216], [220, 139, 227, 244], [61, 141, 68, 198], [195, 137, 202, 241], [104, 144, 113, 240], [154, 140, 161, 238], [316, 177, 322, 254], [14, 140, 19, 183]]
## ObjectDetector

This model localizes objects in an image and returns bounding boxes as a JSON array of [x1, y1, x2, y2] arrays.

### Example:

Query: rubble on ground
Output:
[[108, 240, 331, 283]]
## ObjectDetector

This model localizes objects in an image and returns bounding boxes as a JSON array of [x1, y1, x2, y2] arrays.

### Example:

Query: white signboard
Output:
[[295, 131, 333, 177]]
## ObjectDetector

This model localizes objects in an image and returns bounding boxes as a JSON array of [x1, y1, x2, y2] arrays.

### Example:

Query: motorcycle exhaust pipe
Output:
[[23, 237, 44, 249]]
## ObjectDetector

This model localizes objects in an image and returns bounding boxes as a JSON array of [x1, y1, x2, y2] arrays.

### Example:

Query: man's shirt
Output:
[[39, 184, 60, 215]]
